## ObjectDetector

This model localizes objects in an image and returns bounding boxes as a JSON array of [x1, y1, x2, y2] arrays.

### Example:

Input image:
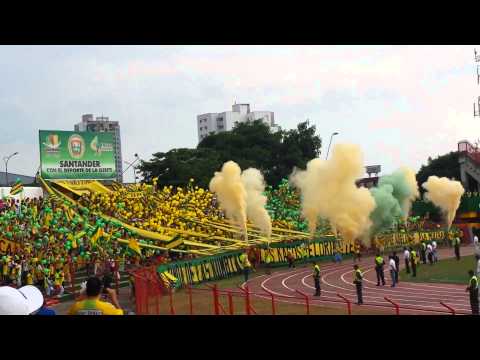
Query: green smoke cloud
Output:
[[378, 169, 413, 219], [369, 184, 403, 236], [368, 168, 419, 236]]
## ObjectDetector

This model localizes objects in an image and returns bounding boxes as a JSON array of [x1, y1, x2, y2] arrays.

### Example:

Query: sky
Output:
[[0, 45, 479, 183]]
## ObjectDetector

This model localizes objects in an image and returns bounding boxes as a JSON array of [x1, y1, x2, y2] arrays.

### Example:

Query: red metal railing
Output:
[[130, 265, 471, 315], [336, 293, 352, 315], [384, 296, 400, 315], [263, 288, 277, 315], [295, 289, 310, 315], [440, 301, 456, 315]]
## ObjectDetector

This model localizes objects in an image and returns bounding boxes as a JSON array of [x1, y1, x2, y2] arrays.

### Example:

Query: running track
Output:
[[242, 246, 476, 315]]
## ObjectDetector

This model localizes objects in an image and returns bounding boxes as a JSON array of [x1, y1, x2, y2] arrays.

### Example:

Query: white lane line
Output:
[[251, 266, 471, 314]]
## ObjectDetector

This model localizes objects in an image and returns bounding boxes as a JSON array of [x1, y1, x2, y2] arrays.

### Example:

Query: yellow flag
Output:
[[92, 226, 106, 246], [128, 239, 142, 256]]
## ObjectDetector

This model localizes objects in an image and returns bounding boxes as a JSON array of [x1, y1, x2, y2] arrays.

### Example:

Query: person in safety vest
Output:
[[239, 250, 251, 284], [312, 261, 321, 296], [354, 242, 361, 263], [420, 241, 427, 265], [466, 270, 479, 315], [265, 248, 273, 276], [374, 253, 386, 286], [353, 264, 363, 305], [454, 237, 461, 261], [409, 247, 417, 277]]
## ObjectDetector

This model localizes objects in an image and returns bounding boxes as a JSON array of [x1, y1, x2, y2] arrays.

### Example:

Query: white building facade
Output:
[[197, 103, 280, 142], [74, 114, 123, 183]]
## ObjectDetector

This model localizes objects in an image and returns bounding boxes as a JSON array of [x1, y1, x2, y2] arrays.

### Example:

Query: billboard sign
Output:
[[39, 130, 117, 180]]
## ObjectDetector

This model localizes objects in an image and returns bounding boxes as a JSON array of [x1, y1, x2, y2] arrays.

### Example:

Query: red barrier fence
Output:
[[130, 268, 470, 315]]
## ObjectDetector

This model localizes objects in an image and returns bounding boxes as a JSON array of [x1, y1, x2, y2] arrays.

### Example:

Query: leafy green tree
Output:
[[139, 148, 221, 189], [416, 152, 460, 193], [139, 120, 322, 188]]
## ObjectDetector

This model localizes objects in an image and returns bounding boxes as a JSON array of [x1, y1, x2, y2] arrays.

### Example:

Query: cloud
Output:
[[0, 45, 479, 182]]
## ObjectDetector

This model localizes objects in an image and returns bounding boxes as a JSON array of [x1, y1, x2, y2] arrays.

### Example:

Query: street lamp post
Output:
[[325, 132, 339, 160], [3, 152, 19, 186], [123, 154, 140, 184], [124, 161, 139, 184]]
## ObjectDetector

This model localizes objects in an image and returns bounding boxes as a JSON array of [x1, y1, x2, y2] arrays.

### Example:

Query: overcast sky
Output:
[[0, 45, 479, 183]]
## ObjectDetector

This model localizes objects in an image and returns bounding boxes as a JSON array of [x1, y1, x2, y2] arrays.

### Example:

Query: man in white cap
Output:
[[0, 285, 44, 315]]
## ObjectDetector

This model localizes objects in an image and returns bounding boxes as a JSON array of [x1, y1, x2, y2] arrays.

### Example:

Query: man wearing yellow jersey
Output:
[[68, 277, 123, 315]]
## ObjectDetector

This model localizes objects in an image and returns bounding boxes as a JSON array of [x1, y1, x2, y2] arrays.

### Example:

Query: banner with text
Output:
[[39, 130, 117, 180]]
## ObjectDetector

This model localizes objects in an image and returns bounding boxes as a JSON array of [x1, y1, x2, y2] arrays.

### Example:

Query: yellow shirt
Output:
[[68, 298, 123, 315], [26, 273, 33, 285]]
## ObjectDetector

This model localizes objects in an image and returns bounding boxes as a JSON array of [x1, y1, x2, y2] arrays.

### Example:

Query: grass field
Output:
[[399, 255, 476, 285]]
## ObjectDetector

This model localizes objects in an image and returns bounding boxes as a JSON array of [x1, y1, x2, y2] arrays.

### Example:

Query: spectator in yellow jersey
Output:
[[68, 277, 123, 315]]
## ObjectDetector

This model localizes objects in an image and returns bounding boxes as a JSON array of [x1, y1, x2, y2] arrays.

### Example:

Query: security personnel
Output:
[[374, 253, 386, 286], [353, 264, 363, 305], [420, 241, 427, 264], [312, 261, 321, 296], [466, 270, 479, 315], [410, 247, 417, 277], [240, 250, 252, 283], [265, 249, 273, 275], [354, 243, 361, 263], [454, 237, 461, 261]]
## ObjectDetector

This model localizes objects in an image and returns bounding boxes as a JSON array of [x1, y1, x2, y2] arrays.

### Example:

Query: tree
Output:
[[416, 152, 460, 194], [414, 151, 461, 221], [139, 120, 322, 188], [138, 148, 221, 189], [270, 121, 322, 184]]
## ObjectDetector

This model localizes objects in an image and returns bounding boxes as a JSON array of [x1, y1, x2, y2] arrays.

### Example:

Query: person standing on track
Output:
[[403, 247, 410, 274], [426, 243, 434, 265], [454, 236, 461, 261], [409, 247, 417, 277], [374, 253, 386, 286], [353, 242, 361, 263], [353, 264, 363, 305], [420, 241, 427, 265], [393, 251, 400, 284], [388, 256, 397, 287], [432, 240, 438, 263], [466, 270, 479, 315], [312, 261, 321, 297], [286, 250, 295, 269], [265, 248, 273, 276], [240, 250, 252, 284]]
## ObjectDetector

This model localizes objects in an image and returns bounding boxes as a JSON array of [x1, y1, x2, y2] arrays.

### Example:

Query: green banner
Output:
[[39, 130, 117, 180]]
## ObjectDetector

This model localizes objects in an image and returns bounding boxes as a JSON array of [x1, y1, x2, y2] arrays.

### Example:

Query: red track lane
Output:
[[242, 246, 476, 315]]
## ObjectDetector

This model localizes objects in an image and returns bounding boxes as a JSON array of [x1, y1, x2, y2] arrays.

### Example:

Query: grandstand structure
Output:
[[38, 177, 326, 257]]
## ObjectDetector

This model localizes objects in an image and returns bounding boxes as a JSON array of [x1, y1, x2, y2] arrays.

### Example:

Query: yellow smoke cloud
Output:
[[399, 167, 420, 220], [241, 168, 272, 239], [290, 143, 376, 245], [422, 176, 464, 229], [209, 161, 248, 240]]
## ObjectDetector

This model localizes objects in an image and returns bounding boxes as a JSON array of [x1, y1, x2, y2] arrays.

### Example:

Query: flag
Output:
[[128, 238, 142, 256], [10, 180, 23, 196], [90, 226, 104, 246]]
